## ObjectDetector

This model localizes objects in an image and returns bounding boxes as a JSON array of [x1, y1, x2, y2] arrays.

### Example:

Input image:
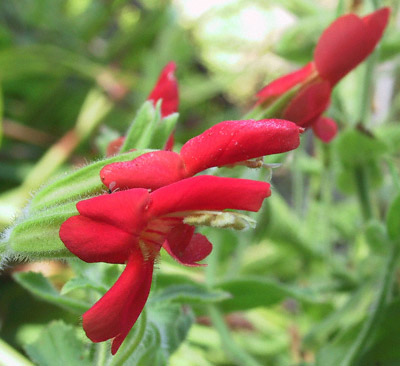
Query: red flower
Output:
[[107, 62, 179, 156], [256, 7, 390, 142], [100, 119, 302, 192], [147, 61, 179, 118], [59, 175, 270, 354]]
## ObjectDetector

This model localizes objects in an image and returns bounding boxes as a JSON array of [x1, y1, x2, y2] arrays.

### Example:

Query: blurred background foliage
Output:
[[1, 0, 400, 365]]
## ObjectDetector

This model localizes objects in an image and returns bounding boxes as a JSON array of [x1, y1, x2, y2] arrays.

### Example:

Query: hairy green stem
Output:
[[0, 339, 34, 366], [109, 310, 147, 366], [340, 243, 400, 366]]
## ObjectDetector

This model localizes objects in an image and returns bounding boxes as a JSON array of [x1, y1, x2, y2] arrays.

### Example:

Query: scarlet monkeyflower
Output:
[[255, 7, 390, 142], [59, 175, 270, 354], [107, 62, 179, 156], [101, 119, 302, 192]]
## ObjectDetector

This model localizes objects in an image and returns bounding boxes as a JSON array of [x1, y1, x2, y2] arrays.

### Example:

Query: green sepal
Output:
[[28, 149, 148, 213], [245, 84, 301, 120], [120, 100, 179, 152], [3, 202, 78, 260], [120, 101, 161, 152]]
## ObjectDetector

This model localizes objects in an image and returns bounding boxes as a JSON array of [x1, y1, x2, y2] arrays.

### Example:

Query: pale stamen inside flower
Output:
[[165, 210, 256, 231]]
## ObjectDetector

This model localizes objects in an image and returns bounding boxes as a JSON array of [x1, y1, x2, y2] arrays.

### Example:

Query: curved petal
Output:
[[100, 151, 187, 192], [149, 175, 270, 217], [362, 7, 390, 54], [59, 216, 134, 263], [76, 189, 150, 234], [164, 224, 212, 266], [111, 258, 154, 354], [312, 116, 338, 143], [256, 62, 315, 105], [180, 119, 301, 176], [82, 251, 154, 355], [283, 80, 331, 127], [314, 8, 389, 85], [147, 62, 179, 117]]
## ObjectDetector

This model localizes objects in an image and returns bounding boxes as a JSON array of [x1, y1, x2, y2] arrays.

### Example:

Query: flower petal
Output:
[[147, 61, 179, 117], [111, 258, 154, 354], [76, 189, 150, 234], [180, 119, 301, 176], [362, 7, 390, 54], [149, 175, 270, 217], [256, 62, 315, 105], [164, 224, 212, 266], [82, 251, 154, 355], [59, 216, 134, 263], [312, 116, 338, 143], [314, 8, 389, 85], [100, 151, 187, 191], [283, 80, 331, 127]]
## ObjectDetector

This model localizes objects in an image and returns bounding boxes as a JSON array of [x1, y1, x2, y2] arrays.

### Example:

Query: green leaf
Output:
[[315, 299, 400, 366], [62, 261, 122, 295], [358, 299, 400, 365], [386, 194, 400, 241], [335, 129, 387, 167], [24, 321, 91, 366], [364, 220, 388, 254], [148, 303, 194, 356], [217, 276, 322, 312], [336, 158, 383, 194], [13, 272, 89, 314], [151, 284, 231, 305], [61, 276, 108, 296]]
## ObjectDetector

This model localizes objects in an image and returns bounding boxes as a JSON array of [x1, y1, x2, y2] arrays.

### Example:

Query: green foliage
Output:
[[12, 272, 90, 313], [1, 1, 400, 366], [120, 100, 179, 152], [151, 284, 230, 305], [217, 276, 322, 312], [24, 321, 91, 366], [386, 194, 400, 241]]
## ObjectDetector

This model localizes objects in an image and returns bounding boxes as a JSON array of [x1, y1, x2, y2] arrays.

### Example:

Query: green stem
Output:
[[358, 52, 378, 125], [95, 342, 108, 366], [292, 146, 304, 217], [110, 310, 147, 366], [208, 305, 262, 366], [340, 243, 400, 366], [354, 165, 373, 221], [0, 339, 34, 366]]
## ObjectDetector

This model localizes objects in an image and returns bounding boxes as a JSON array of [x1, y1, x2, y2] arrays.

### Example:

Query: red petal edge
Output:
[[81, 251, 154, 355], [256, 62, 314, 105], [147, 61, 179, 117], [149, 175, 271, 218], [164, 224, 213, 266], [312, 116, 338, 143]]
